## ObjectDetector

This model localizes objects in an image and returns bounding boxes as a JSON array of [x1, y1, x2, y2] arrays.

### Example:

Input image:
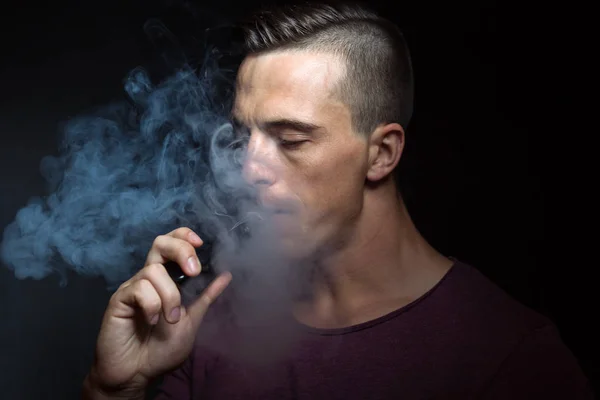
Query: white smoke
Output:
[[0, 21, 256, 290]]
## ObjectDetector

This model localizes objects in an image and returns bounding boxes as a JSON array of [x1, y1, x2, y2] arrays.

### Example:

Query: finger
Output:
[[145, 235, 202, 276], [186, 272, 233, 329], [136, 263, 183, 324], [145, 226, 203, 263], [116, 278, 162, 325], [168, 226, 204, 245]]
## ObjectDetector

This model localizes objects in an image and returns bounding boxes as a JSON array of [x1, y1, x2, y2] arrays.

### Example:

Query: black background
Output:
[[0, 0, 595, 399]]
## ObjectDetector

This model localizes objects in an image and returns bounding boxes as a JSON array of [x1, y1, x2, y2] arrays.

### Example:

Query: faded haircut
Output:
[[240, 1, 414, 136]]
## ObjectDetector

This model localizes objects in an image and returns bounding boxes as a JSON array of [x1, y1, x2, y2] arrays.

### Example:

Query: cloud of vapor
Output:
[[0, 21, 257, 290]]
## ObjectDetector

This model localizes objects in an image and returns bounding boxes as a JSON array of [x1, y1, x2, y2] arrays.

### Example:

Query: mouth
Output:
[[259, 201, 295, 216], [273, 208, 292, 215], [258, 197, 298, 220]]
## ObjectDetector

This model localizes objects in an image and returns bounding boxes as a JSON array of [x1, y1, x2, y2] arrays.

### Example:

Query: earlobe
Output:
[[366, 123, 405, 182]]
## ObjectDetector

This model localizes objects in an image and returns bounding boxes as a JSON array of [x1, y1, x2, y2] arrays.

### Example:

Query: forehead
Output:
[[234, 50, 346, 120]]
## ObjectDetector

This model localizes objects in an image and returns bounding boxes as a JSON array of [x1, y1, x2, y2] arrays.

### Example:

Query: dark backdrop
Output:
[[1, 0, 595, 399]]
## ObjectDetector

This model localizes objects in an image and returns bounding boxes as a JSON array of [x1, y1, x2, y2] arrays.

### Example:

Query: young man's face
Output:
[[233, 50, 371, 260]]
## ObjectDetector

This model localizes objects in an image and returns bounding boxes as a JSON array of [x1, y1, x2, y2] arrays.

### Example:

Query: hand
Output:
[[86, 227, 232, 396]]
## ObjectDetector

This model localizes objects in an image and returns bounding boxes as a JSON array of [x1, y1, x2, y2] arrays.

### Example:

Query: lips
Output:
[[262, 207, 293, 218], [259, 198, 297, 215]]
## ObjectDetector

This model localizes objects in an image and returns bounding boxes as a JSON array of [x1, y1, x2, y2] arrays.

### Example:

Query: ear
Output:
[[366, 123, 405, 182]]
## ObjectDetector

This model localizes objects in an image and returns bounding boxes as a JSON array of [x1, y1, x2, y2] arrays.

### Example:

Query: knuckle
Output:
[[108, 291, 120, 307], [145, 298, 162, 313], [136, 277, 153, 291], [109, 279, 132, 303], [116, 280, 130, 293], [152, 234, 168, 249], [144, 262, 165, 277], [138, 266, 179, 306], [177, 241, 195, 258], [136, 280, 161, 309], [173, 226, 192, 238], [162, 284, 181, 306]]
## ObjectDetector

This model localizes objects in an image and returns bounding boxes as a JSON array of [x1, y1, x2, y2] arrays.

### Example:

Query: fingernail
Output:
[[151, 314, 159, 325], [187, 256, 200, 273], [170, 307, 181, 322], [188, 232, 202, 243]]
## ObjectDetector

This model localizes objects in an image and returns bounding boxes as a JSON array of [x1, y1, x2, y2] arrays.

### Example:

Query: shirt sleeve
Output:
[[479, 323, 595, 399]]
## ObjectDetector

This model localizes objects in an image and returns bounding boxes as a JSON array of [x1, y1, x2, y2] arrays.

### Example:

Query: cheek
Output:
[[325, 139, 367, 182], [298, 141, 367, 209]]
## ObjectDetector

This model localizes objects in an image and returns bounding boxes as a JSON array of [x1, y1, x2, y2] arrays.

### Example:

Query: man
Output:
[[82, 2, 593, 399]]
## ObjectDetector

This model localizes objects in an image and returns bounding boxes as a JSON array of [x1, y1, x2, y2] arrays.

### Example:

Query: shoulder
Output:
[[413, 259, 552, 371], [434, 259, 552, 337], [427, 260, 592, 398], [476, 322, 594, 399]]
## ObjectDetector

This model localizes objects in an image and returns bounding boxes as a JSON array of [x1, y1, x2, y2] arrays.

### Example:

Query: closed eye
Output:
[[279, 138, 308, 149]]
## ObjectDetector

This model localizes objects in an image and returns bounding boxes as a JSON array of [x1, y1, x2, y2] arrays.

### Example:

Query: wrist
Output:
[[83, 370, 146, 400]]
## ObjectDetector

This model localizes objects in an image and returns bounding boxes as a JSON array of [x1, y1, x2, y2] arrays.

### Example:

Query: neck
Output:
[[294, 182, 453, 329]]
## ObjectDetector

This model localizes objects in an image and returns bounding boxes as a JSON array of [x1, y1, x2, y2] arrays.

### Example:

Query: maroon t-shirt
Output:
[[153, 260, 593, 399]]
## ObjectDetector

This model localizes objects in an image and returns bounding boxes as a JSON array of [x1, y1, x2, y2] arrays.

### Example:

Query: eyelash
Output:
[[232, 121, 307, 150], [279, 139, 307, 149]]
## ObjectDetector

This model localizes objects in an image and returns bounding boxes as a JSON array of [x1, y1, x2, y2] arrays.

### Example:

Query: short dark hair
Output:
[[241, 1, 414, 136]]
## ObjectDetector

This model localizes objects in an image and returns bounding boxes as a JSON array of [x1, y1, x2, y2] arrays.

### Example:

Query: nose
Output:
[[241, 131, 277, 187]]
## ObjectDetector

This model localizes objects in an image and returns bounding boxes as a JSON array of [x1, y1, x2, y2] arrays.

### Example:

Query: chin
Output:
[[268, 232, 302, 257], [257, 213, 321, 260]]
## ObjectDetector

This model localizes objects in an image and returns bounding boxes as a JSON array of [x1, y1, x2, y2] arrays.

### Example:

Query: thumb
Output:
[[186, 271, 233, 329]]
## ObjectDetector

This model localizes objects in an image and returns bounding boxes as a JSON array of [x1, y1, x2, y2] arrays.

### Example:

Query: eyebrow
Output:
[[231, 113, 323, 135], [263, 119, 323, 134]]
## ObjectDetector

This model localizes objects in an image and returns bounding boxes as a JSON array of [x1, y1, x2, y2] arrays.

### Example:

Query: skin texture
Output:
[[234, 50, 453, 329]]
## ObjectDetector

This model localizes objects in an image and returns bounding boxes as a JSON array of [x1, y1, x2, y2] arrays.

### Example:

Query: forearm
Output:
[[82, 371, 146, 400]]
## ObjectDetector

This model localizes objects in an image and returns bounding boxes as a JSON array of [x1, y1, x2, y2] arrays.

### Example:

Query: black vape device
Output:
[[164, 219, 253, 287]]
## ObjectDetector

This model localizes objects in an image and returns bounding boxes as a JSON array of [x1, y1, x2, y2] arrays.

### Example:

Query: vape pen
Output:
[[164, 218, 253, 287]]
